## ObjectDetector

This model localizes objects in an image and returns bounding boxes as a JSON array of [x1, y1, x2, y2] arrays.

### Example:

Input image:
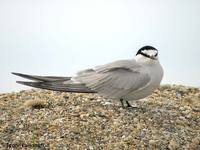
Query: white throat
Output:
[[135, 54, 159, 65]]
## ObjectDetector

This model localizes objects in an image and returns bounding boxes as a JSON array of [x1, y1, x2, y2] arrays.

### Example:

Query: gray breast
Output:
[[123, 62, 163, 101]]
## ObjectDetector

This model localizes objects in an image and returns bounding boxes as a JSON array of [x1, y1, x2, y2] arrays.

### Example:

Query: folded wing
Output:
[[13, 59, 151, 96], [75, 60, 151, 99]]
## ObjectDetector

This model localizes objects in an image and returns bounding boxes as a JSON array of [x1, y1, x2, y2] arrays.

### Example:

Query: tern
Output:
[[12, 45, 164, 108]]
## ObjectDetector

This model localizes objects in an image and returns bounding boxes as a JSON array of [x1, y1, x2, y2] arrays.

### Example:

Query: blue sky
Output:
[[0, 0, 200, 93]]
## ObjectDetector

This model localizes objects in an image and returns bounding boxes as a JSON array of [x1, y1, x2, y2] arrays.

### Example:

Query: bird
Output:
[[12, 45, 164, 108]]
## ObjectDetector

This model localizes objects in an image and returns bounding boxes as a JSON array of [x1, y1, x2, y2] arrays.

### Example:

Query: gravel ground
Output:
[[0, 84, 200, 150]]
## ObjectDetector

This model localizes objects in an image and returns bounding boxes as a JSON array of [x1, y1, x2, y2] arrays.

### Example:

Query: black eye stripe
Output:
[[140, 52, 157, 60], [140, 52, 153, 59]]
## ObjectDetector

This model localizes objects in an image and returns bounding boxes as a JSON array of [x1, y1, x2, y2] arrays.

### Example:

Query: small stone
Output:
[[179, 116, 186, 120], [80, 113, 89, 119], [18, 124, 24, 129], [179, 107, 185, 111], [103, 102, 112, 105], [140, 130, 146, 138], [168, 139, 179, 150], [192, 107, 200, 112], [149, 139, 157, 145], [89, 145, 94, 150], [183, 106, 191, 110], [23, 99, 46, 109], [185, 114, 192, 119], [122, 135, 126, 138], [190, 137, 200, 149], [176, 93, 181, 98], [133, 118, 139, 123], [182, 109, 191, 115]]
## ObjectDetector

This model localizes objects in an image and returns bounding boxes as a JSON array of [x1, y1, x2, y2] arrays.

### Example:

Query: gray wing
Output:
[[75, 60, 151, 99]]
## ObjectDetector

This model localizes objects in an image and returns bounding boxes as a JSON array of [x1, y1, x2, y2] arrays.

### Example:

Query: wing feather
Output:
[[16, 81, 96, 93], [75, 60, 151, 99], [12, 72, 71, 82]]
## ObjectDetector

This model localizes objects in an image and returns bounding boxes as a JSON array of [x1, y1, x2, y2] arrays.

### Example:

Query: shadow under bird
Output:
[[12, 45, 164, 108]]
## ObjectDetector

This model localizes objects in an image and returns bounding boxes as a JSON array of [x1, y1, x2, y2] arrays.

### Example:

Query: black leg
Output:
[[120, 98, 125, 108], [120, 99, 142, 110], [120, 99, 133, 108], [126, 101, 132, 107]]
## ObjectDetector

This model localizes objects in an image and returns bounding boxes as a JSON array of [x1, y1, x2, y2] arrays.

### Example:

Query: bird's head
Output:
[[135, 46, 159, 62]]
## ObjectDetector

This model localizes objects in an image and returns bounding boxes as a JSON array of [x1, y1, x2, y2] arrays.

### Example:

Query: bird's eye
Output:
[[155, 53, 158, 57]]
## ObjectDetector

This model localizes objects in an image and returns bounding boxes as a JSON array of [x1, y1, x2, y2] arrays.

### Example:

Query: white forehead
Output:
[[142, 49, 158, 55]]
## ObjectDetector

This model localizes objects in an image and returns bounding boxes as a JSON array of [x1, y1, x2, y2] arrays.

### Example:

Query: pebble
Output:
[[18, 124, 24, 129], [0, 84, 200, 149], [133, 118, 139, 123], [168, 139, 179, 150], [149, 139, 157, 145]]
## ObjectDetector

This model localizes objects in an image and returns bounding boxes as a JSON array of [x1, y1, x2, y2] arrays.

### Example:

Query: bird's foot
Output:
[[120, 99, 145, 112], [125, 101, 132, 107], [120, 99, 138, 109]]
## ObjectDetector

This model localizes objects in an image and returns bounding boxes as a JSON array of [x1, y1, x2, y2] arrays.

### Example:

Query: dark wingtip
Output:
[[12, 72, 34, 80], [11, 72, 20, 75], [16, 81, 29, 85], [16, 81, 37, 86], [12, 72, 27, 77], [16, 81, 25, 84]]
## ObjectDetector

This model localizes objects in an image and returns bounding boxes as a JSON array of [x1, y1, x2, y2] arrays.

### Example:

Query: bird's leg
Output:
[[126, 101, 142, 110], [120, 98, 125, 108], [125, 101, 132, 107], [120, 99, 143, 110], [120, 99, 133, 108]]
